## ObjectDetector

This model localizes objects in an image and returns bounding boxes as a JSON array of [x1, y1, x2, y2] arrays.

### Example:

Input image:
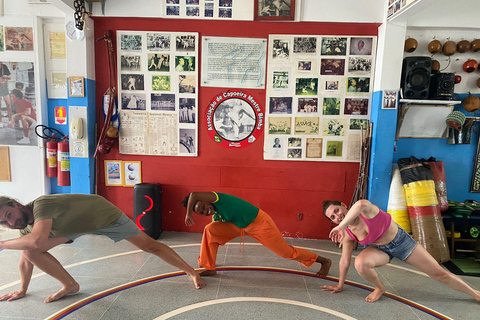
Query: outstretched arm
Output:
[[184, 192, 217, 226], [0, 254, 34, 301], [321, 237, 354, 293], [0, 219, 52, 251], [329, 199, 378, 243]]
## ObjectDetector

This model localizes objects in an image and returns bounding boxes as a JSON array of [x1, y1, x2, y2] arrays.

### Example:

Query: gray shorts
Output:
[[65, 213, 141, 243], [366, 225, 418, 261]]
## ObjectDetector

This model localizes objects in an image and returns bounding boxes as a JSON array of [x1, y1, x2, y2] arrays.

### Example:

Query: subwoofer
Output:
[[429, 73, 455, 100], [134, 183, 162, 239], [401, 56, 432, 99]]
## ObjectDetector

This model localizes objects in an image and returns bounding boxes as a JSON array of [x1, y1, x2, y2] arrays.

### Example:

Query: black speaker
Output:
[[429, 72, 455, 100], [401, 56, 432, 99], [134, 183, 162, 239]]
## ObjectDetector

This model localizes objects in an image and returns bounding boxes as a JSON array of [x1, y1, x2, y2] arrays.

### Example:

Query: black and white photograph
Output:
[[147, 33, 170, 51], [271, 137, 282, 148], [148, 54, 170, 72], [186, 0, 199, 4], [323, 118, 347, 136], [347, 77, 370, 93], [179, 128, 196, 154], [348, 57, 372, 73], [151, 93, 175, 111], [321, 37, 347, 55], [186, 6, 200, 16], [350, 37, 373, 55], [121, 55, 141, 71], [179, 98, 196, 123], [176, 35, 196, 52], [121, 74, 145, 91], [287, 148, 302, 158], [325, 80, 339, 91], [272, 39, 289, 59], [382, 90, 398, 109], [268, 117, 291, 134], [273, 71, 288, 89], [0, 61, 38, 146], [166, 6, 180, 16], [257, 0, 293, 19], [175, 56, 195, 72], [269, 97, 292, 114], [293, 37, 317, 54], [288, 137, 301, 147], [179, 75, 196, 93], [213, 98, 257, 141], [166, 0, 179, 3], [121, 35, 142, 51], [298, 98, 318, 113], [295, 78, 318, 95], [320, 59, 345, 76], [219, 8, 232, 18], [121, 93, 146, 110], [344, 98, 369, 115]]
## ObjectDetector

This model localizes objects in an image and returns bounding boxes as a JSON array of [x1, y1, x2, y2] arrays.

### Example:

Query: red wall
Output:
[[93, 17, 379, 239]]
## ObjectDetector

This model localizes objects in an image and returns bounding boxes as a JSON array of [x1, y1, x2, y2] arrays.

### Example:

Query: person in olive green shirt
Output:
[[182, 191, 331, 277], [0, 194, 205, 303]]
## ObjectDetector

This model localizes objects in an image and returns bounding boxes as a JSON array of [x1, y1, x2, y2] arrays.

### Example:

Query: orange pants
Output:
[[198, 210, 318, 270]]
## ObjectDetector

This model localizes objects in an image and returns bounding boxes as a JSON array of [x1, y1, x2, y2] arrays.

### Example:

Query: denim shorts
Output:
[[65, 213, 141, 243], [367, 225, 417, 261]]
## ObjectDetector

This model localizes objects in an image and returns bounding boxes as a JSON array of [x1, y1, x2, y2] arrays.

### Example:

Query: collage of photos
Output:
[[264, 34, 376, 162], [117, 31, 198, 157], [0, 61, 38, 146], [165, 0, 234, 19], [387, 0, 416, 18]]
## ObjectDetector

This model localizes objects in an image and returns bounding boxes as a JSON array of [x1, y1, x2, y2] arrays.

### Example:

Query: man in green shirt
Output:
[[182, 191, 331, 276], [0, 194, 205, 303]]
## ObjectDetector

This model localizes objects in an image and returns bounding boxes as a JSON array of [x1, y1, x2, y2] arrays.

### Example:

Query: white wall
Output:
[[301, 0, 385, 22], [407, 0, 480, 28]]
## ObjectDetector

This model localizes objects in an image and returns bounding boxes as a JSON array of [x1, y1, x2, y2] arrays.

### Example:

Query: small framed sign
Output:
[[105, 160, 123, 186], [69, 76, 84, 97], [255, 0, 295, 21]]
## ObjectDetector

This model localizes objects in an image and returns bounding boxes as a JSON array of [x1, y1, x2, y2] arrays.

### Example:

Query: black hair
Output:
[[10, 88, 23, 99], [322, 200, 342, 220], [180, 194, 190, 208], [15, 82, 24, 89]]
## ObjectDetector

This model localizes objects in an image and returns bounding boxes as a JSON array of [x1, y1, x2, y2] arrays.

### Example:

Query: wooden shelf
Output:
[[399, 99, 461, 105]]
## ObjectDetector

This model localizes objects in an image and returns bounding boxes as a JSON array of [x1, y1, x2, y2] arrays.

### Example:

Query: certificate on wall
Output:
[[201, 37, 267, 89]]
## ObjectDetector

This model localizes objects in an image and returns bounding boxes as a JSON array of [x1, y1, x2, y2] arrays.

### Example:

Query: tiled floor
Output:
[[0, 231, 478, 320]]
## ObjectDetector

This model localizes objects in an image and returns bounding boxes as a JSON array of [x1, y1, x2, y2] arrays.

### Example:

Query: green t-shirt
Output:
[[20, 194, 123, 237], [211, 192, 259, 228]]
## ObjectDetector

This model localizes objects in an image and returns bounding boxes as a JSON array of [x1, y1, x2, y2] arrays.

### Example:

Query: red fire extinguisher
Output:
[[57, 137, 71, 187], [46, 139, 57, 177]]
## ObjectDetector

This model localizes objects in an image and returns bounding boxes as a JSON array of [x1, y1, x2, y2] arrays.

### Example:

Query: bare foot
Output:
[[317, 259, 332, 277], [44, 282, 80, 303], [365, 287, 385, 303], [191, 273, 205, 289], [199, 269, 217, 277]]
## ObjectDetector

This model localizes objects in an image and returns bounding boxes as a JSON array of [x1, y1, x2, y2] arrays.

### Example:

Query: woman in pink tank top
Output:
[[321, 199, 480, 303]]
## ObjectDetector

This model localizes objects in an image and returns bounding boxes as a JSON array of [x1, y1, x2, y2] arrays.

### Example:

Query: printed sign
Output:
[[55, 106, 67, 124]]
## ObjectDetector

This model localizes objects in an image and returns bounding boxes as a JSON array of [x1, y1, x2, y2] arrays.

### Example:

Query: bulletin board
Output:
[[117, 31, 199, 156], [397, 105, 453, 139], [264, 34, 376, 162]]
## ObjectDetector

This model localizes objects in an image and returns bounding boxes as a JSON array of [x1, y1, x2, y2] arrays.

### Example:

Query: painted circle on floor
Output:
[[46, 267, 453, 320]]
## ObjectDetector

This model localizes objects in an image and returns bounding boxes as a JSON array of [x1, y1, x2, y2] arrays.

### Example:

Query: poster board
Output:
[[397, 105, 453, 139], [0, 147, 11, 181]]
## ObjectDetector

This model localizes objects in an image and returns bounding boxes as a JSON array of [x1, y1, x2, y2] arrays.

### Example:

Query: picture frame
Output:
[[69, 76, 84, 97], [470, 137, 480, 193], [105, 160, 124, 186], [382, 89, 398, 109], [255, 0, 295, 21], [123, 161, 142, 187]]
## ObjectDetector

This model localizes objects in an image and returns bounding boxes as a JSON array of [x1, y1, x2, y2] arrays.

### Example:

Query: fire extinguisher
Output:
[[35, 125, 70, 186], [46, 139, 57, 177], [57, 137, 70, 187]]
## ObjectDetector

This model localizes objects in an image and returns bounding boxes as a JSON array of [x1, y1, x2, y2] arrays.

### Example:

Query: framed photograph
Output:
[[255, 0, 295, 21], [382, 90, 398, 109], [105, 160, 123, 186], [69, 76, 84, 97], [123, 161, 142, 187]]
